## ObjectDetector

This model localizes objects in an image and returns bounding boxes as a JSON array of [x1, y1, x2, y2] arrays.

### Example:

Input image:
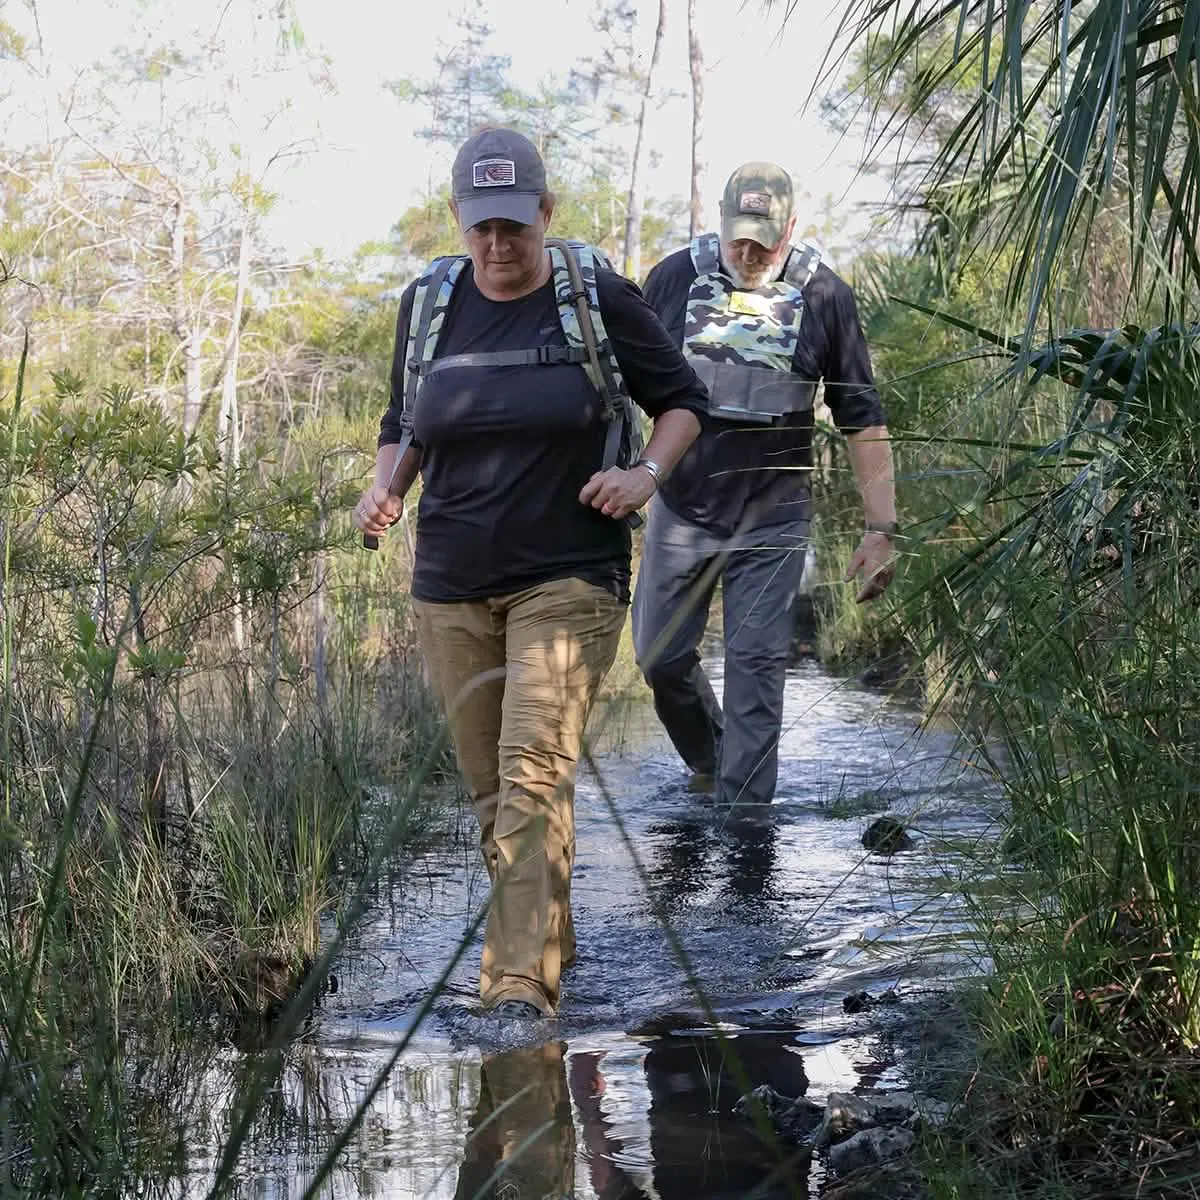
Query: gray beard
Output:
[[720, 248, 788, 289]]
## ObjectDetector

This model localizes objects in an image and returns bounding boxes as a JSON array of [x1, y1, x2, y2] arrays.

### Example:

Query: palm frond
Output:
[[785, 1, 1200, 338]]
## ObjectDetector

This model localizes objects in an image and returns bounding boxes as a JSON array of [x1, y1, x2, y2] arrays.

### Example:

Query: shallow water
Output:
[[187, 660, 1001, 1198]]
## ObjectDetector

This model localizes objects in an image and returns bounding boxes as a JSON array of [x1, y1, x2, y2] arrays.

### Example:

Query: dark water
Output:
[[188, 661, 1000, 1198]]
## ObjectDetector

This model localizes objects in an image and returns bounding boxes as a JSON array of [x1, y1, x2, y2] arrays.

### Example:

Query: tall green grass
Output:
[[0, 358, 454, 1194], [817, 306, 1200, 1192], [800, 213, 1200, 1186]]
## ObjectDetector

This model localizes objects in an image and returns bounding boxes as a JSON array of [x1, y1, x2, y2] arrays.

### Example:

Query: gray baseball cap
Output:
[[720, 162, 794, 248], [451, 128, 547, 229]]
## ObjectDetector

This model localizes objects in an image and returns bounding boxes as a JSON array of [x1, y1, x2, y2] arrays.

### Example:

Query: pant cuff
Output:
[[481, 976, 555, 1016]]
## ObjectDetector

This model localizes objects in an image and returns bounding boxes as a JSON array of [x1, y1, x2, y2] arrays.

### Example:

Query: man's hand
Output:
[[353, 485, 405, 538], [579, 465, 656, 520], [844, 531, 896, 603]]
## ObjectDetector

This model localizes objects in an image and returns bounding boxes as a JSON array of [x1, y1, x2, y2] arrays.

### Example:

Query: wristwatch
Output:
[[864, 521, 899, 538], [634, 457, 663, 486]]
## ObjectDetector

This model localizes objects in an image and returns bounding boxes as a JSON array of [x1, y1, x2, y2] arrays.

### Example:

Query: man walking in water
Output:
[[633, 162, 898, 806]]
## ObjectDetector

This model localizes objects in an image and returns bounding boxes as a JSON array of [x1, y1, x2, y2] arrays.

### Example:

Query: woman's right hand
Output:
[[353, 485, 405, 537]]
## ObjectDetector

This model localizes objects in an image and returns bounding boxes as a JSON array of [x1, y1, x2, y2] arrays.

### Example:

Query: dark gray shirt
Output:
[[380, 263, 708, 603], [642, 247, 886, 536]]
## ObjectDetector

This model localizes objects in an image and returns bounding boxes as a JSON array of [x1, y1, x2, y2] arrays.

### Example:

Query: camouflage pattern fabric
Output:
[[404, 255, 467, 415], [549, 241, 643, 470], [549, 242, 626, 407], [685, 233, 816, 373]]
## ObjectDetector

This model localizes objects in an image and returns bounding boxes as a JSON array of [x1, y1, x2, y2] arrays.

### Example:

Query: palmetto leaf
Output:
[[891, 295, 1200, 590], [787, 1, 1200, 339]]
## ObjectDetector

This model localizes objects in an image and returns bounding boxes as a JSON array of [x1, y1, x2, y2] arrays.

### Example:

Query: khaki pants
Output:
[[414, 577, 625, 1015]]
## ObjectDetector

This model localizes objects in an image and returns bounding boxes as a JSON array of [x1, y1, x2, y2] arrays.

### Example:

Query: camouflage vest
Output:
[[685, 232, 822, 424], [399, 239, 643, 485]]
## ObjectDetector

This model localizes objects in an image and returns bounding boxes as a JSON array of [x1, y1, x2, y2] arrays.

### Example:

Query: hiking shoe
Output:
[[490, 1000, 545, 1020]]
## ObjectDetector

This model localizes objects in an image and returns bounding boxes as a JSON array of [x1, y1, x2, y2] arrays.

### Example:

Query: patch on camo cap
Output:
[[738, 191, 772, 215], [473, 158, 516, 188]]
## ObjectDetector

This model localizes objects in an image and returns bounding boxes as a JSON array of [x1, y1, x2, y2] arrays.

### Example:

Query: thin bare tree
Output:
[[623, 0, 668, 279], [687, 0, 705, 238]]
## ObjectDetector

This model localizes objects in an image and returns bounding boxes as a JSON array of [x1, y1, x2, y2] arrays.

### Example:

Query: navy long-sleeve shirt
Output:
[[641, 246, 886, 535]]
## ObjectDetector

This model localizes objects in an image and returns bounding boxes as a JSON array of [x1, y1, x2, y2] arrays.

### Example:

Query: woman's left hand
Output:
[[579, 465, 657, 520]]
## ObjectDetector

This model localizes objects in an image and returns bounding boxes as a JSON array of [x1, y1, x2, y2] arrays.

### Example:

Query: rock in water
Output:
[[827, 1127, 916, 1174], [862, 816, 914, 853], [815, 1093, 879, 1148], [733, 1084, 796, 1123], [780, 1097, 825, 1140], [734, 1087, 824, 1144]]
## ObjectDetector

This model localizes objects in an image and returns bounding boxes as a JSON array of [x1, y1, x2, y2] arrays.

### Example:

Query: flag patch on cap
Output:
[[473, 158, 516, 188], [738, 191, 772, 215]]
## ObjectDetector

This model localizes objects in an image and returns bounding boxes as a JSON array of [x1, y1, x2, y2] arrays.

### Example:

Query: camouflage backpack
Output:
[[684, 232, 823, 423], [396, 239, 643, 486]]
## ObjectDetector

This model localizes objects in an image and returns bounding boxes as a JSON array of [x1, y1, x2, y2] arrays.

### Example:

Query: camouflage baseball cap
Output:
[[720, 162, 794, 248], [452, 128, 547, 229]]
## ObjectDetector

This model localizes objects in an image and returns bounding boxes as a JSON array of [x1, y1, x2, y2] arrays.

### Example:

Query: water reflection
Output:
[[570, 1050, 653, 1199], [454, 1041, 576, 1199], [641, 1033, 810, 1198], [649, 810, 780, 913], [449, 1033, 811, 1200]]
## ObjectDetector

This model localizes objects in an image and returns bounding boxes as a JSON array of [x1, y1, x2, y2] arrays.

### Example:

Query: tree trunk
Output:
[[623, 0, 668, 280], [220, 219, 253, 663], [172, 200, 203, 435], [688, 0, 706, 239], [131, 583, 168, 848], [313, 540, 329, 724], [218, 220, 251, 472]]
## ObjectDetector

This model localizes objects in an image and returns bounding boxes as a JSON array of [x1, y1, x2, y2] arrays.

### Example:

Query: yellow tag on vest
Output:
[[727, 290, 773, 318]]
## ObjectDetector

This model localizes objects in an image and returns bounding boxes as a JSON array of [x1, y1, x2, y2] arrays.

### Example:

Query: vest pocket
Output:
[[690, 359, 817, 423]]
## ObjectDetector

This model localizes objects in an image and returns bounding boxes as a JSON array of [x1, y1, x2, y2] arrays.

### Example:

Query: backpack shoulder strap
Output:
[[548, 239, 644, 477], [404, 254, 468, 422], [689, 233, 722, 277], [781, 243, 822, 290], [549, 241, 625, 407]]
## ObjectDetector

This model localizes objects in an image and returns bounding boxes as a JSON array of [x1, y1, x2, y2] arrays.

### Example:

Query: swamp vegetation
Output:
[[3, 0, 1200, 1195]]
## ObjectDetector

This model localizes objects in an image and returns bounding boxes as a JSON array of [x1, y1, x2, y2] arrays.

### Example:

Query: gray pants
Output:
[[632, 495, 810, 805]]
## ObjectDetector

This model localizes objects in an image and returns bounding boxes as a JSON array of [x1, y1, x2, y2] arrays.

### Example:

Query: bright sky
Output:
[[6, 0, 893, 265]]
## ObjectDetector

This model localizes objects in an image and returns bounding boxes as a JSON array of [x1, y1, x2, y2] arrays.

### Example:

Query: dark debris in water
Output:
[[861, 816, 915, 854], [843, 988, 901, 1014]]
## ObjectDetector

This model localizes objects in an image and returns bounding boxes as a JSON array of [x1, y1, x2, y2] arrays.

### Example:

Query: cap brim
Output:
[[457, 191, 541, 229], [722, 214, 784, 248]]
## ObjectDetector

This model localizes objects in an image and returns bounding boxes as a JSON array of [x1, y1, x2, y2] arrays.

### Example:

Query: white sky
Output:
[[5, 0, 894, 264]]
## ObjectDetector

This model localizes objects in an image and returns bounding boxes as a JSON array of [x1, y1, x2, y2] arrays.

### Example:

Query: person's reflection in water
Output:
[[453, 1041, 575, 1200], [647, 815, 713, 913], [454, 1041, 652, 1199], [642, 1031, 811, 1198], [720, 812, 778, 909], [569, 1052, 653, 1199], [649, 809, 780, 915]]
